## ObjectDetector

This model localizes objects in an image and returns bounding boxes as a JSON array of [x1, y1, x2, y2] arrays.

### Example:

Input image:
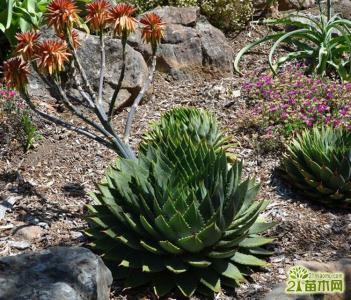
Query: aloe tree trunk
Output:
[[327, 0, 332, 21]]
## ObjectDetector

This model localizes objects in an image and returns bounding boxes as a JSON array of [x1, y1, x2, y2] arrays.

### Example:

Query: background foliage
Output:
[[124, 0, 254, 31], [0, 0, 49, 45]]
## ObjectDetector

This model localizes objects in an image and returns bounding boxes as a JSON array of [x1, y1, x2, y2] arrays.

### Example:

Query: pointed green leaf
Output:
[[231, 252, 269, 267], [239, 237, 274, 248], [177, 234, 205, 253]]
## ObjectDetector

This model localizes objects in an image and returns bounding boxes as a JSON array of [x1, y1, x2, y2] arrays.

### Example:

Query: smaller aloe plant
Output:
[[282, 126, 351, 208], [234, 8, 351, 80], [140, 107, 229, 152], [86, 108, 275, 297]]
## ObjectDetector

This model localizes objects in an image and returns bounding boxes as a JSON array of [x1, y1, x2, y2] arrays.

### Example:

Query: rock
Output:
[[14, 225, 43, 241], [278, 0, 316, 10], [253, 0, 279, 17], [8, 240, 31, 250], [195, 18, 234, 76], [70, 231, 84, 241], [254, 0, 316, 16], [29, 28, 148, 109], [128, 6, 233, 80], [38, 222, 49, 229], [151, 6, 198, 26], [0, 247, 113, 300], [270, 254, 286, 263], [25, 216, 40, 225], [264, 284, 313, 300]]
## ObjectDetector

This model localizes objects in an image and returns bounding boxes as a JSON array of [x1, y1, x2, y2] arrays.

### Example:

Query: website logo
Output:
[[285, 265, 345, 294]]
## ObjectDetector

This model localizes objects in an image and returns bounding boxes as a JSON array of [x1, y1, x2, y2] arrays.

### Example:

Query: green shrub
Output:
[[122, 0, 163, 13], [200, 0, 253, 32], [235, 12, 351, 80], [125, 0, 197, 12], [0, 87, 40, 152], [282, 126, 351, 208], [169, 0, 197, 6], [239, 65, 351, 155], [86, 108, 274, 297], [0, 0, 49, 45], [21, 111, 41, 151], [125, 0, 253, 31]]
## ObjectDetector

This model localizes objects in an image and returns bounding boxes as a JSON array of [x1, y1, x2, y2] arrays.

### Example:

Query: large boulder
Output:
[[0, 247, 113, 300], [128, 6, 234, 79], [29, 28, 148, 109]]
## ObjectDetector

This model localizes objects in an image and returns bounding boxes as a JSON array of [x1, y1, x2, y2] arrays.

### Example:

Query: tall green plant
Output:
[[86, 108, 275, 297], [0, 0, 49, 45], [234, 9, 351, 80], [21, 111, 41, 151]]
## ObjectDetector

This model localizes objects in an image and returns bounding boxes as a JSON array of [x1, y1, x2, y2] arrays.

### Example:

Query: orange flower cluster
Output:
[[4, 0, 166, 91], [35, 40, 71, 75], [140, 13, 165, 50], [86, 0, 111, 32], [57, 29, 81, 49], [5, 32, 71, 90], [108, 3, 137, 37], [3, 57, 30, 90], [46, 0, 80, 34], [14, 32, 40, 61], [85, 0, 164, 46]]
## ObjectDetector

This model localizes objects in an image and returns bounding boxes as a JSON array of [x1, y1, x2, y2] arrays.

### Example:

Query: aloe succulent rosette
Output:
[[86, 108, 274, 297], [282, 126, 351, 207], [141, 107, 229, 151]]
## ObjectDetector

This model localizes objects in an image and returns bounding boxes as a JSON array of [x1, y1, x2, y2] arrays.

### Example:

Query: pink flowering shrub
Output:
[[0, 85, 39, 152], [242, 66, 351, 144], [0, 86, 19, 116]]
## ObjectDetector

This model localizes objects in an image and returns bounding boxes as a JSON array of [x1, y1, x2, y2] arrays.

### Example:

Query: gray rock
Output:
[[334, 0, 351, 20], [195, 17, 233, 75], [0, 247, 113, 300], [76, 32, 148, 108], [8, 240, 31, 250], [14, 225, 43, 241], [128, 6, 233, 80], [29, 28, 148, 109], [151, 6, 199, 26], [70, 231, 85, 241]]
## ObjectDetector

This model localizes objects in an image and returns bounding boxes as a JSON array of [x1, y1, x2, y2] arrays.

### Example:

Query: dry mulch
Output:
[[0, 23, 350, 300]]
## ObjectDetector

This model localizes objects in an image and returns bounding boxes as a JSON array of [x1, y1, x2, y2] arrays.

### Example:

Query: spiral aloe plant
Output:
[[86, 108, 274, 297], [282, 126, 351, 208], [140, 107, 229, 152]]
